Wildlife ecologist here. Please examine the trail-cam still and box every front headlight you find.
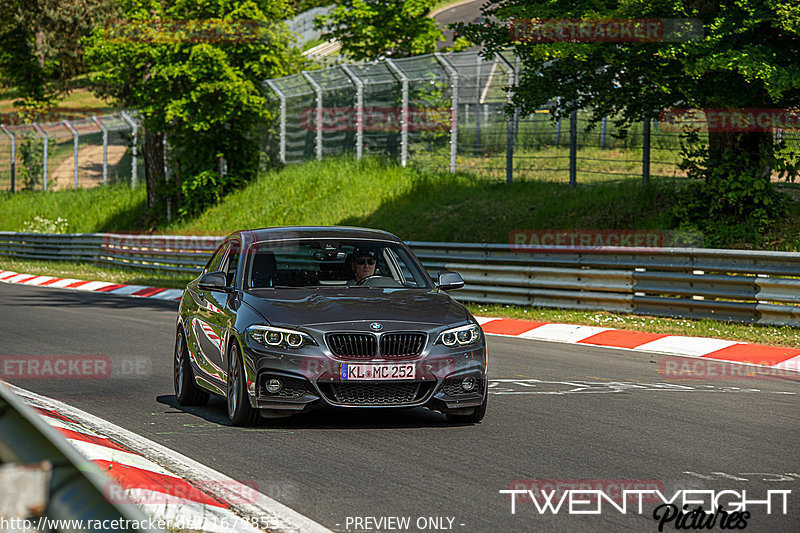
[436,324,481,347]
[247,326,317,349]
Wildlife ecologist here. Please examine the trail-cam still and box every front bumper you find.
[242,342,486,413]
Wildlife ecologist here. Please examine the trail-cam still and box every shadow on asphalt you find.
[5,283,180,312]
[154,394,471,429]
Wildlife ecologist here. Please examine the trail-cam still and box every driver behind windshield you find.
[349,247,377,284]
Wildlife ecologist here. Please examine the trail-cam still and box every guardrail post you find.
[385,59,409,167]
[33,123,48,191]
[62,120,79,189]
[435,53,459,173]
[91,116,108,184]
[302,71,323,161]
[569,110,577,188]
[642,118,651,185]
[120,111,138,187]
[340,64,364,161]
[496,54,516,183]
[0,125,15,192]
[265,80,287,164]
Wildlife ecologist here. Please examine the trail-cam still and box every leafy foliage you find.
[84,0,306,221]
[0,0,117,105]
[315,0,444,60]
[463,0,800,227]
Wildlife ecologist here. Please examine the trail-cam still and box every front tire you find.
[227,342,258,426]
[174,329,209,406]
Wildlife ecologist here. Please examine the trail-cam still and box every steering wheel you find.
[356,275,403,288]
[356,275,384,286]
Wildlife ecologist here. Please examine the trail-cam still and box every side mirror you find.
[437,271,465,291]
[198,271,228,291]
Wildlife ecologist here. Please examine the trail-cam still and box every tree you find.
[84,0,305,222]
[0,0,117,107]
[315,0,444,60]
[465,1,800,235]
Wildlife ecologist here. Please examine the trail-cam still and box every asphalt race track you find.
[2,282,799,532]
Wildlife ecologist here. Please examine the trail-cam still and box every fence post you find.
[91,116,108,185]
[642,118,651,185]
[435,53,459,173]
[496,54,515,184]
[569,110,577,188]
[120,111,138,187]
[340,64,364,161]
[33,123,48,191]
[385,59,409,167]
[62,120,79,189]
[302,72,323,161]
[475,55,481,151]
[600,116,607,148]
[265,81,286,164]
[0,125,15,192]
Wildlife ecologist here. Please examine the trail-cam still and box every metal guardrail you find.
[0,382,160,531]
[1,231,798,327]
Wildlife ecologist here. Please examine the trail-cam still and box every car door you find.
[192,241,232,387]
[195,238,243,389]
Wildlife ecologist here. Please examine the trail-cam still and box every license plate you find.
[340,363,415,381]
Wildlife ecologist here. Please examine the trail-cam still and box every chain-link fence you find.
[265,49,798,185]
[0,112,141,193]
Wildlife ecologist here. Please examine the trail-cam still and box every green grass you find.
[0,183,145,233]
[2,156,798,250]
[2,256,798,348]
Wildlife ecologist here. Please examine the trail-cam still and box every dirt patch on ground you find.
[50,144,129,190]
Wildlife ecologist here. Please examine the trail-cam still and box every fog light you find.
[461,376,477,392]
[266,378,282,393]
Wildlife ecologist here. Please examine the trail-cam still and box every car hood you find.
[242,288,470,327]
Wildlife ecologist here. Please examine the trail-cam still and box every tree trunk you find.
[143,127,165,215]
[707,130,773,180]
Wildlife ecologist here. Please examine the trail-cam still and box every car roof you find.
[238,226,403,244]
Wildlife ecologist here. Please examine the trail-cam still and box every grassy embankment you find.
[1,156,799,347]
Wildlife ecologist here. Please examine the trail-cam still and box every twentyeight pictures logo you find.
[501,484,791,530]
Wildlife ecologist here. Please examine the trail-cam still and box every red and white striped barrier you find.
[476,317,800,373]
[3,268,798,372]
[7,384,330,533]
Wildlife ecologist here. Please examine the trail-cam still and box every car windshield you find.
[245,239,432,289]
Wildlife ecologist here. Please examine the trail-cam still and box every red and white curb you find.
[475,317,800,373]
[3,268,798,372]
[5,383,331,533]
[0,270,184,301]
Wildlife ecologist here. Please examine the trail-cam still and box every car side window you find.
[204,243,227,274]
[222,240,241,287]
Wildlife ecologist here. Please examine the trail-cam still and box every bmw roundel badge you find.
[370,322,383,331]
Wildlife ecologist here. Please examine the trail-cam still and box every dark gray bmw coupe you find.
[174,226,487,426]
